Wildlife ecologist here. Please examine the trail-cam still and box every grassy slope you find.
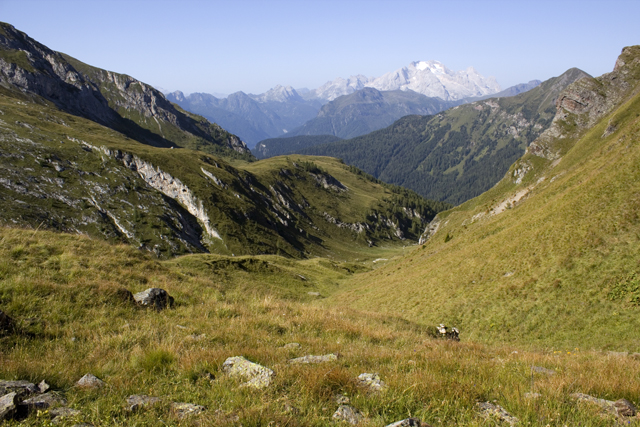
[0,83,447,259]
[2,226,639,426]
[328,66,640,350]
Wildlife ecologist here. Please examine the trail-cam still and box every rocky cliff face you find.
[529,46,640,160]
[0,22,251,158]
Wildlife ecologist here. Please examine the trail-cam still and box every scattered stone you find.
[357,373,386,392]
[76,374,105,389]
[283,402,299,414]
[0,380,38,397]
[126,395,162,411]
[288,353,338,364]
[334,394,350,404]
[524,392,541,400]
[436,324,460,341]
[0,392,19,421]
[171,402,205,419]
[133,288,174,310]
[332,404,363,425]
[20,392,67,411]
[531,366,555,375]
[614,399,637,417]
[221,356,274,389]
[0,310,15,335]
[571,393,618,415]
[37,380,50,393]
[477,402,519,425]
[50,407,82,424]
[385,418,431,427]
[307,292,321,297]
[283,342,301,349]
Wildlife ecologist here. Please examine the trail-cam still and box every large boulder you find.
[133,288,174,310]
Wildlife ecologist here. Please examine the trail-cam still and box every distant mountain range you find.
[168,60,513,147]
[261,69,587,205]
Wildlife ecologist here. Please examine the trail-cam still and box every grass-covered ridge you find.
[328,47,640,350]
[1,226,639,426]
[0,80,447,259]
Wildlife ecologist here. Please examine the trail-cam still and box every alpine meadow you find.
[1,20,640,427]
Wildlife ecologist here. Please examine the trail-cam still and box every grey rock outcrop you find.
[133,288,174,310]
[171,402,205,419]
[477,402,519,425]
[357,373,386,392]
[288,353,338,364]
[126,395,162,412]
[20,392,67,410]
[572,393,637,417]
[0,392,19,421]
[76,374,105,389]
[221,356,274,389]
[332,404,363,425]
[0,380,38,397]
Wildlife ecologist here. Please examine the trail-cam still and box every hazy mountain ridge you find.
[166,88,322,147]
[170,60,502,147]
[0,22,251,159]
[284,87,462,139]
[294,68,589,204]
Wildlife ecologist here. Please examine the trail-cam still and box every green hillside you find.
[298,68,590,204]
[328,46,640,349]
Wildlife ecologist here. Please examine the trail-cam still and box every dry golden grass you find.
[1,227,640,426]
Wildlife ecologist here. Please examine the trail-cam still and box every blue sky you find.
[2,0,639,96]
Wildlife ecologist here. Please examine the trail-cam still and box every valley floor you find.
[1,227,639,426]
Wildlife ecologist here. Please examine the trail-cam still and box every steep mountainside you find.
[166,87,322,147]
[0,22,251,160]
[285,88,461,139]
[298,68,590,204]
[329,46,640,348]
[253,135,342,160]
[0,24,449,259]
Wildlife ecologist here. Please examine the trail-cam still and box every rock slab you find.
[0,392,18,421]
[222,356,274,389]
